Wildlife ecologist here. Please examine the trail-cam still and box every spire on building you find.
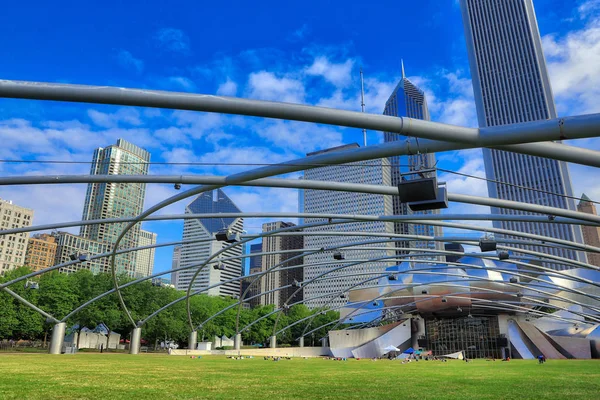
[401,59,406,79]
[580,193,592,203]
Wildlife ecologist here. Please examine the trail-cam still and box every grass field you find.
[1,353,599,399]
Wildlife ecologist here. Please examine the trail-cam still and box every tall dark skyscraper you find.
[383,64,442,258]
[460,0,586,269]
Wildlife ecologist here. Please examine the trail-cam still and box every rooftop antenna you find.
[401,59,406,79]
[360,67,367,146]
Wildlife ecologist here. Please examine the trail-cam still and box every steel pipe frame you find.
[2,80,600,168]
[24,103,600,327]
[4,80,600,343]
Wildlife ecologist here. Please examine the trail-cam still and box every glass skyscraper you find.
[80,139,151,276]
[383,67,443,259]
[175,189,244,297]
[460,0,586,268]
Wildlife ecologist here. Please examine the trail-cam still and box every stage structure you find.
[0,80,599,358]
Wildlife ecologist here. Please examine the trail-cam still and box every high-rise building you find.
[302,144,395,309]
[80,139,152,276]
[135,229,157,278]
[24,234,57,272]
[460,0,586,269]
[383,65,443,259]
[52,231,111,274]
[0,198,33,273]
[259,222,304,308]
[577,194,600,267]
[249,243,262,272]
[171,245,182,288]
[175,189,244,297]
[241,243,263,308]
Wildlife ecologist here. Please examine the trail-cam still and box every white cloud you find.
[155,28,190,54]
[247,71,305,104]
[167,76,197,92]
[87,108,142,128]
[254,120,344,154]
[161,147,197,165]
[216,78,238,96]
[306,56,355,88]
[116,49,144,73]
[542,3,600,115]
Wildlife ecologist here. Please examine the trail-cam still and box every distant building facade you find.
[241,243,263,308]
[80,139,153,276]
[24,233,57,272]
[260,222,304,308]
[52,231,111,274]
[175,189,244,298]
[383,67,443,259]
[0,198,33,273]
[460,0,586,269]
[171,245,182,288]
[302,144,395,309]
[135,229,157,278]
[578,194,600,267]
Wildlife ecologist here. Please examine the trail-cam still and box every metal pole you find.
[48,322,66,355]
[188,330,197,351]
[360,67,367,146]
[234,333,242,350]
[129,327,142,355]
[270,335,277,349]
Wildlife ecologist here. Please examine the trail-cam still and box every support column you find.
[129,327,142,355]
[48,322,66,355]
[299,337,304,348]
[269,335,277,349]
[411,316,426,349]
[234,333,241,350]
[189,330,198,351]
[321,337,329,348]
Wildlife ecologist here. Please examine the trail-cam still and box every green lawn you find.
[0,353,599,399]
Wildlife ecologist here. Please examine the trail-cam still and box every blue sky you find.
[1,0,599,276]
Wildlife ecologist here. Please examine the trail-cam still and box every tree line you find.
[0,267,340,347]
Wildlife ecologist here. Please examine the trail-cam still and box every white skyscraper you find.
[302,144,395,309]
[460,0,586,269]
[0,198,33,273]
[175,189,244,297]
